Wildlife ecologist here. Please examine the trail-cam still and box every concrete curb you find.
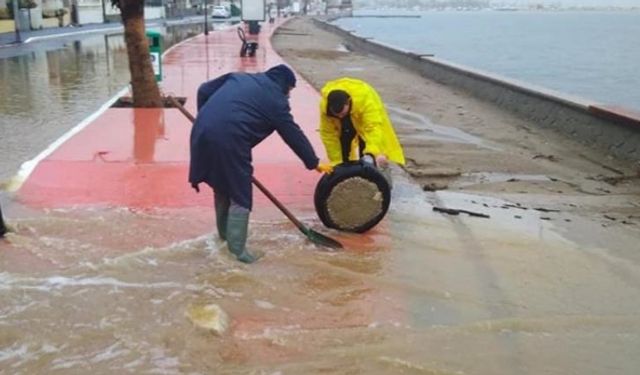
[312,18,640,162]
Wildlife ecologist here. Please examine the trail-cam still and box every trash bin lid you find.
[314,161,391,233]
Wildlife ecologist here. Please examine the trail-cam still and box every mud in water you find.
[2,168,640,374]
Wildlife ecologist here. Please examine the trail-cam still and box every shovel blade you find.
[305,228,343,249]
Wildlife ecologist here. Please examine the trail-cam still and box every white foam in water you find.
[51,354,86,370]
[149,347,180,372]
[0,342,62,369]
[254,300,276,310]
[0,300,39,320]
[102,233,213,267]
[0,272,181,292]
[123,357,145,369]
[45,276,179,289]
[90,342,129,363]
[0,343,28,362]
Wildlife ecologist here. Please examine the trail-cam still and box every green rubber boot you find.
[214,193,230,241]
[0,205,7,238]
[226,211,264,264]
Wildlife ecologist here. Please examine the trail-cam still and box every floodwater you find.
[0,22,209,185]
[2,119,640,372]
[2,34,640,373]
[2,170,640,373]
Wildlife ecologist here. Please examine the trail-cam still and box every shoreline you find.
[272,17,640,241]
[310,17,640,161]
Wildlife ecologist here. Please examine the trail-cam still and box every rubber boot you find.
[214,193,230,241]
[0,204,6,238]
[226,211,263,264]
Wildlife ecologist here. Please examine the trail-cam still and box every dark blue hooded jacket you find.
[189,65,320,209]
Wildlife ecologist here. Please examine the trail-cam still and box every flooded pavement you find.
[388,106,500,151]
[2,19,640,374]
[2,168,640,374]
[0,23,208,185]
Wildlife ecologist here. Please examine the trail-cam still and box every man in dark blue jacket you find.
[189,64,332,264]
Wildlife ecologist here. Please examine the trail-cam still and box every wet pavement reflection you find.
[0,23,206,185]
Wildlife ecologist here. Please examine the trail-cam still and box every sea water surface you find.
[334,10,640,111]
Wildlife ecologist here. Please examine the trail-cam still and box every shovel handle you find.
[250,177,306,232]
[167,95,342,249]
[168,95,305,230]
[169,96,196,122]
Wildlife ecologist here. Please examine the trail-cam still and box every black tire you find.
[314,161,391,233]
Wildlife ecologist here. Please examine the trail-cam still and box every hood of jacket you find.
[265,64,296,94]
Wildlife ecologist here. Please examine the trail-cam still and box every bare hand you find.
[375,155,389,167]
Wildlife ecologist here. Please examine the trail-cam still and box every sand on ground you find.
[272,17,640,256]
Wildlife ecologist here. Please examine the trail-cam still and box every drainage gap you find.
[111,96,187,108]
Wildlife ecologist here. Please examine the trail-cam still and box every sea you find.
[334,10,640,112]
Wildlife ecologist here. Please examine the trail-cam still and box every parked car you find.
[211,5,231,19]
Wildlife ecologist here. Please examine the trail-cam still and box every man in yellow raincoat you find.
[319,78,405,169]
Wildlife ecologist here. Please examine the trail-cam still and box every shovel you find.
[167,96,343,249]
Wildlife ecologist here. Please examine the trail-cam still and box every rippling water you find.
[2,18,640,374]
[2,168,640,373]
[335,10,640,112]
[0,23,206,184]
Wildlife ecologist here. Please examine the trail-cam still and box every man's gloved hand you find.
[316,162,334,174]
[360,154,375,165]
[191,182,200,193]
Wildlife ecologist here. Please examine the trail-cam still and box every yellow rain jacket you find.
[319,78,405,166]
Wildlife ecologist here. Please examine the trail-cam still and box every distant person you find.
[268,4,276,23]
[70,1,79,26]
[190,65,333,264]
[318,77,405,171]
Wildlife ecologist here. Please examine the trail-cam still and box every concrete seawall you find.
[312,18,640,162]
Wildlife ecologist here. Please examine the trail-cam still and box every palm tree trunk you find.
[119,0,163,108]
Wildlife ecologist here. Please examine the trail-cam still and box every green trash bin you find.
[146,30,162,82]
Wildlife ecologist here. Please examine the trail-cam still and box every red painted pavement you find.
[16,21,326,211]
[9,21,407,358]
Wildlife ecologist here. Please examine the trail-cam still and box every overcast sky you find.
[504,0,640,5]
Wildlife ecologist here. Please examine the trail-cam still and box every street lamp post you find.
[203,0,208,35]
[101,0,108,23]
[12,0,21,43]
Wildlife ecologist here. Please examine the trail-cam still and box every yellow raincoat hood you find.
[319,78,405,165]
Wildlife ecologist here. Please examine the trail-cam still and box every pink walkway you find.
[16,21,326,214]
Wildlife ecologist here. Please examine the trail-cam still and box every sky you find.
[504,0,640,5]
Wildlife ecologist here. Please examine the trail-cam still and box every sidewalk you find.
[13,18,341,235]
[1,22,392,370]
[0,15,212,47]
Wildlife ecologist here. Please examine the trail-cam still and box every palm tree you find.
[111,0,163,107]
